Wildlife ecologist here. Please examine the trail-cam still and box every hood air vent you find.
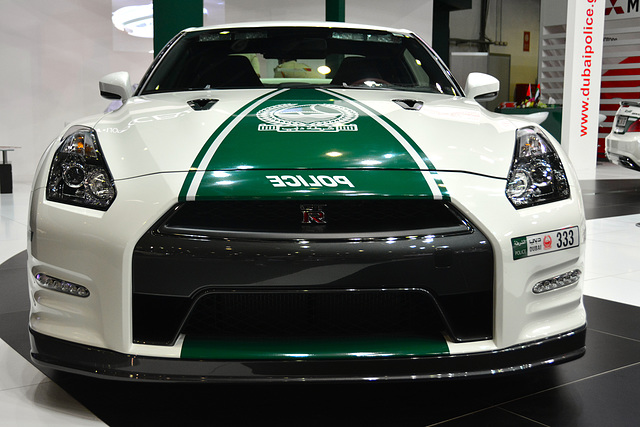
[393,99,424,111]
[188,99,218,111]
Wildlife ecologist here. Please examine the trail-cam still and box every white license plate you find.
[512,226,579,260]
[617,116,628,127]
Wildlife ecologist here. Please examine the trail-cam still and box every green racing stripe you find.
[177,88,452,358]
[179,87,449,201]
[318,88,447,199]
[180,88,288,201]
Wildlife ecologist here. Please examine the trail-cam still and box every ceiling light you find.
[112,4,208,39]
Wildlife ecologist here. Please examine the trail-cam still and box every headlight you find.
[46,126,116,210]
[506,127,569,209]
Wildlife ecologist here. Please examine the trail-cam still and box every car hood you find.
[94,88,525,199]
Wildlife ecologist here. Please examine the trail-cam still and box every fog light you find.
[35,273,90,297]
[533,269,581,294]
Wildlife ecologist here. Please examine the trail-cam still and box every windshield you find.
[139,26,461,95]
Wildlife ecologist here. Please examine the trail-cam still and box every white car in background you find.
[27,21,586,381]
[606,100,640,171]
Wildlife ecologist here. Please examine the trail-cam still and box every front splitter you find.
[29,326,586,382]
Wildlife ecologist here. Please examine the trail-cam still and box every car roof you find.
[182,21,414,37]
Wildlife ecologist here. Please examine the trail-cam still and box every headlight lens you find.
[46,126,116,210]
[506,127,570,208]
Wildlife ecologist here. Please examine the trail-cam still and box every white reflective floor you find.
[1,161,640,425]
[585,214,640,306]
[0,339,104,426]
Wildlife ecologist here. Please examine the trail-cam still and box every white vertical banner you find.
[560,0,605,180]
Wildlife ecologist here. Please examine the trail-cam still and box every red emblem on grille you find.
[301,204,326,224]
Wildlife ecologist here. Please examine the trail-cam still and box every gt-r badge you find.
[257,103,358,132]
[301,204,327,224]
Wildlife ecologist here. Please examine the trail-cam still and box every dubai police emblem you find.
[257,103,358,132]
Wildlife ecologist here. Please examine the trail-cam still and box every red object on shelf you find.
[515,84,536,104]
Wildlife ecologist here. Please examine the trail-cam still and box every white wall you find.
[224,0,325,24]
[0,1,152,183]
[2,0,435,184]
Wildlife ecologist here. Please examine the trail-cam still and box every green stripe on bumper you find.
[180,334,450,360]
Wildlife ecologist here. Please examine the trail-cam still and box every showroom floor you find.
[2,162,640,426]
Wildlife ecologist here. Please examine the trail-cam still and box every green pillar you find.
[326,0,345,22]
[432,1,451,66]
[153,0,203,56]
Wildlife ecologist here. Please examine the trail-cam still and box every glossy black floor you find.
[1,175,640,426]
[580,178,640,219]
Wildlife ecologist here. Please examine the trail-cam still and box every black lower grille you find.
[159,199,466,234]
[181,290,444,338]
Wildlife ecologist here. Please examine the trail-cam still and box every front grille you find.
[132,199,494,346]
[181,289,444,338]
[159,199,467,235]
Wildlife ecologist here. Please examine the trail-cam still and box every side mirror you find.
[465,72,500,102]
[99,72,133,102]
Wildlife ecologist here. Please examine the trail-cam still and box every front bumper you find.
[30,325,586,382]
[28,171,587,373]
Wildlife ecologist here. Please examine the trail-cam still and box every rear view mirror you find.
[465,72,500,102]
[99,71,133,102]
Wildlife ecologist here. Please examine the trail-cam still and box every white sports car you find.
[28,22,586,381]
[606,100,640,171]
